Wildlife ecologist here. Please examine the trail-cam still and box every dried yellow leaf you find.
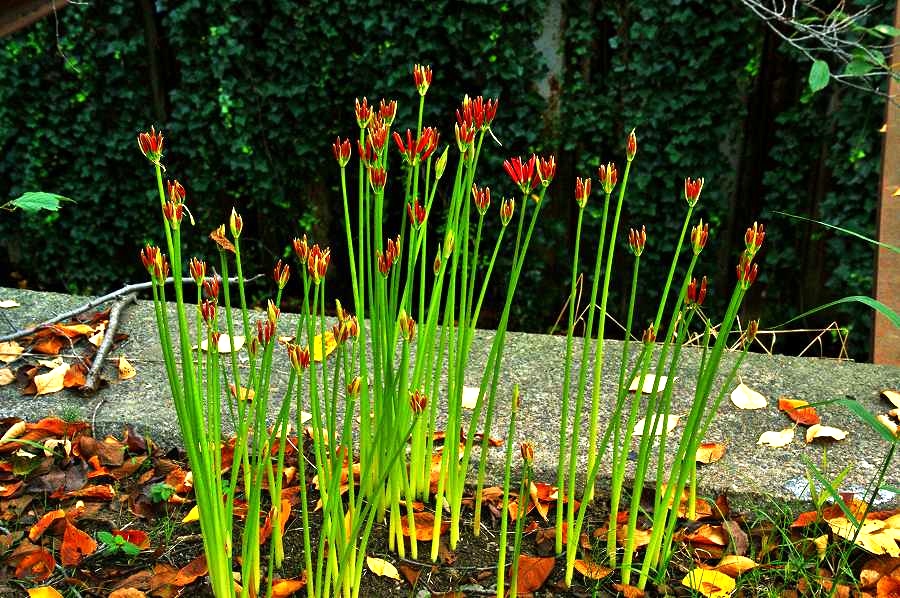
[118,356,136,380]
[0,421,26,444]
[461,385,480,409]
[34,363,70,396]
[312,332,336,362]
[713,555,758,577]
[27,588,64,598]
[757,428,794,448]
[883,389,900,409]
[182,505,200,523]
[0,368,14,386]
[629,374,673,394]
[0,340,24,364]
[633,415,680,437]
[37,357,64,369]
[730,381,767,410]
[805,424,847,443]
[366,555,400,580]
[681,568,736,598]
[827,517,900,557]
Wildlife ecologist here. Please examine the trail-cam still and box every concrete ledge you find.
[1,287,898,511]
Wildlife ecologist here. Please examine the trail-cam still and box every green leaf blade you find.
[10,192,71,213]
[809,60,830,92]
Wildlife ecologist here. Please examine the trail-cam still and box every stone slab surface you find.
[1,287,899,511]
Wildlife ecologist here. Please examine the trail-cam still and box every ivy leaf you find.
[874,24,900,37]
[809,60,830,93]
[844,58,874,77]
[9,192,71,213]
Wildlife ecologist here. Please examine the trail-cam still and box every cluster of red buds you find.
[691,220,709,255]
[379,99,397,126]
[163,180,186,228]
[140,245,169,282]
[744,221,765,257]
[229,208,243,239]
[355,97,373,129]
[503,155,539,194]
[628,226,647,257]
[189,257,206,285]
[368,166,387,192]
[332,137,351,168]
[537,156,556,187]
[273,259,291,289]
[456,95,499,132]
[203,276,220,300]
[686,276,708,308]
[368,118,389,157]
[642,324,657,344]
[626,129,637,162]
[407,197,426,228]
[575,177,591,209]
[210,224,236,254]
[742,320,759,349]
[499,198,515,227]
[413,64,432,96]
[455,121,476,152]
[736,253,759,290]
[201,299,217,323]
[137,126,164,166]
[599,162,618,195]
[292,234,309,262]
[409,389,427,414]
[393,127,439,165]
[520,441,534,465]
[347,376,361,397]
[357,138,376,168]
[307,244,331,284]
[376,235,401,276]
[254,301,279,346]
[472,184,491,216]
[684,177,704,207]
[398,309,416,342]
[286,342,311,371]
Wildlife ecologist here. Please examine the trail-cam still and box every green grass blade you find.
[773,210,900,253]
[774,295,900,329]
[839,398,899,444]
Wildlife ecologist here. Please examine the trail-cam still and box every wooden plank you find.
[0,0,67,38]
[873,3,900,364]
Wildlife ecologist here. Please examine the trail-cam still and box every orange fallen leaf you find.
[118,356,136,380]
[680,523,730,547]
[61,522,98,566]
[612,583,645,598]
[574,557,613,580]
[271,576,307,597]
[113,529,150,549]
[713,555,758,577]
[15,547,55,581]
[172,553,208,586]
[401,510,449,541]
[514,554,555,593]
[29,509,67,541]
[27,587,64,598]
[64,484,116,501]
[778,397,820,426]
[696,442,726,464]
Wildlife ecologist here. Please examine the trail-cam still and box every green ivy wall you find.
[0,0,888,359]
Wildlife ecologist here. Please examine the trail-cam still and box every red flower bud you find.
[189,258,206,285]
[537,155,557,187]
[357,138,375,168]
[287,342,311,370]
[332,137,351,167]
[686,276,708,307]
[500,198,515,227]
[379,99,397,126]
[598,162,617,195]
[167,180,186,204]
[292,234,309,263]
[140,245,161,275]
[520,442,534,465]
[201,299,217,323]
[273,259,290,289]
[433,253,442,275]
[413,64,432,96]
[368,167,387,193]
[368,120,388,155]
[691,220,709,255]
[347,376,361,397]
[628,226,647,257]
[744,221,765,256]
[684,177,704,207]
[409,390,427,414]
[743,319,759,349]
[642,325,656,344]
[406,197,426,228]
[203,276,220,299]
[137,126,164,164]
[736,254,759,289]
[355,97,372,129]
[626,129,637,162]
[503,155,538,194]
[575,177,591,209]
[455,122,476,152]
[472,184,491,216]
[163,201,183,227]
[230,208,243,239]
[398,309,416,342]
